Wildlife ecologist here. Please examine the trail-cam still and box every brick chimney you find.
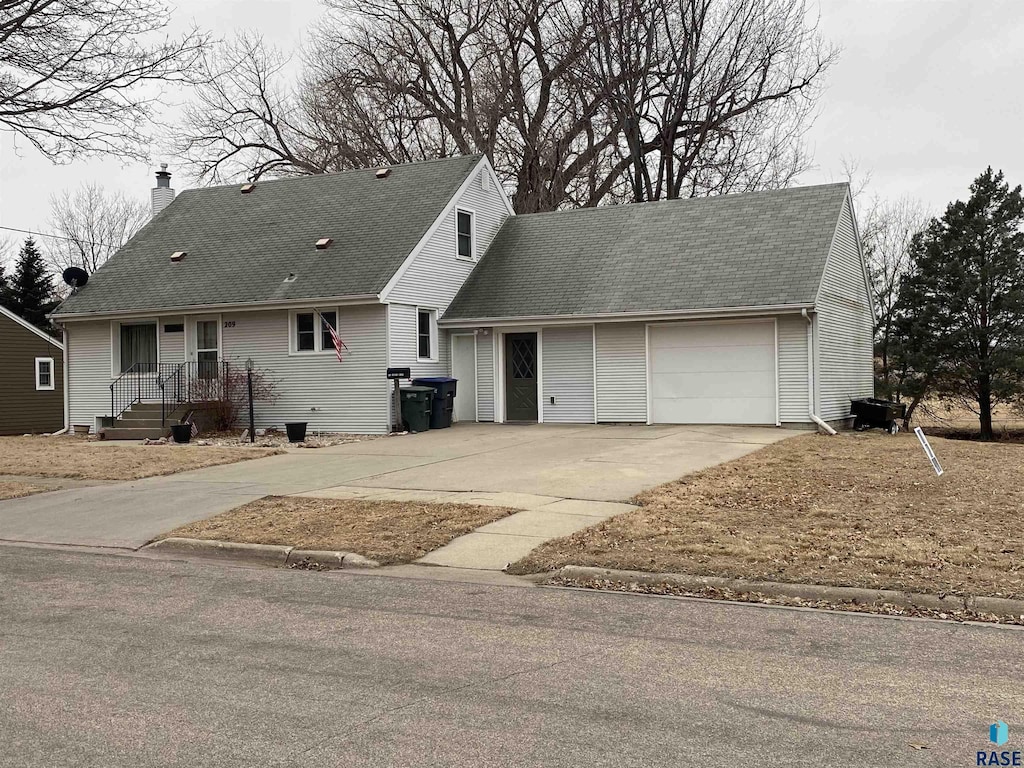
[151,164,175,217]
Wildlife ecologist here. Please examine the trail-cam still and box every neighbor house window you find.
[120,323,157,373]
[35,357,54,391]
[293,310,338,353]
[456,209,474,259]
[417,309,437,360]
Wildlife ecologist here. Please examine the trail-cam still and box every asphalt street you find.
[1,545,1021,767]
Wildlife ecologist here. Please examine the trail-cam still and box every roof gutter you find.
[438,303,815,328]
[51,294,382,322]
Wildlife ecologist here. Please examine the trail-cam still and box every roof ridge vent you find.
[375,168,391,179]
[240,183,256,193]
[170,251,186,262]
[315,238,333,250]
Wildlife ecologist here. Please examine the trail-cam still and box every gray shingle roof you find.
[443,183,850,321]
[55,155,483,316]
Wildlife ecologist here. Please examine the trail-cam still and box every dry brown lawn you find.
[163,496,519,565]
[511,432,1024,599]
[0,436,281,481]
[0,481,45,500]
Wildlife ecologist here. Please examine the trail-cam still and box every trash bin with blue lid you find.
[412,377,457,429]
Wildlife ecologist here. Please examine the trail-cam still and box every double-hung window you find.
[456,209,474,260]
[417,309,437,361]
[35,357,54,391]
[293,310,337,353]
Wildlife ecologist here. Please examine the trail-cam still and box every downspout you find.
[803,308,836,436]
[52,322,70,435]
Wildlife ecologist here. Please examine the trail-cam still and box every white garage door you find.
[649,321,777,425]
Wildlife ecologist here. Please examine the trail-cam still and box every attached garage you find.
[648,321,777,425]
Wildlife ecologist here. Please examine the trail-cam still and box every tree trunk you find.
[979,373,994,441]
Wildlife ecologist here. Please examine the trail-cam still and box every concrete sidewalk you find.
[293,483,636,570]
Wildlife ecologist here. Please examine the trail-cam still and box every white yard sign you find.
[914,427,944,476]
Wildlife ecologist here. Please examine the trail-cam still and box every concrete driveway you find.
[0,423,792,550]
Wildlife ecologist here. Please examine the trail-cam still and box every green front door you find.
[505,333,538,422]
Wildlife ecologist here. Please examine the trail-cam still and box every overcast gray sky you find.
[2,0,1022,255]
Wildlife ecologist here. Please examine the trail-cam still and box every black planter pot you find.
[170,423,192,443]
[285,422,308,443]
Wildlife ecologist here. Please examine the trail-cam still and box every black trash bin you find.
[400,386,434,433]
[412,377,458,429]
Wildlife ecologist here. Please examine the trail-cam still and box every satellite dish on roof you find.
[62,267,89,290]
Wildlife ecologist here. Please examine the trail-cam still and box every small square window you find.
[417,309,435,360]
[296,312,315,351]
[320,311,337,351]
[457,210,473,259]
[35,358,54,391]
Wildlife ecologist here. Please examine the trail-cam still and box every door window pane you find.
[197,320,218,350]
[296,313,315,351]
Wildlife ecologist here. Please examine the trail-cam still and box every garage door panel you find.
[649,345,775,374]
[652,371,775,400]
[649,322,776,425]
[652,397,776,424]
[650,323,774,349]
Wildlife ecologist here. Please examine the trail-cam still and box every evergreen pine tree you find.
[899,168,1024,440]
[9,238,59,331]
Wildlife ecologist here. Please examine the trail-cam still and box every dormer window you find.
[456,209,474,260]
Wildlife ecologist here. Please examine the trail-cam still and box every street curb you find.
[550,565,1024,617]
[147,537,293,564]
[144,538,380,569]
[286,549,381,569]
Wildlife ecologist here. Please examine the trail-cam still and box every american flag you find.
[320,312,347,363]
[186,413,199,438]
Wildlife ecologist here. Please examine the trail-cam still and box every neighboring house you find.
[0,306,65,435]
[52,155,873,437]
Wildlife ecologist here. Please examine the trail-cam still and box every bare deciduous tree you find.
[861,195,931,397]
[48,183,149,275]
[175,0,835,212]
[0,0,208,160]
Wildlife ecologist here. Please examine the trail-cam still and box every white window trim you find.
[110,319,160,377]
[288,308,340,356]
[416,307,439,363]
[455,207,476,261]
[35,357,55,391]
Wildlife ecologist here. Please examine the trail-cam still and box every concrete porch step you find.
[113,418,168,429]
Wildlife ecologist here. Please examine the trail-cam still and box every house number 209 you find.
[223,320,236,328]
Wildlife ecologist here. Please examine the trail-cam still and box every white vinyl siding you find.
[67,320,115,430]
[816,197,875,420]
[777,314,811,423]
[595,322,647,422]
[221,304,388,434]
[476,332,495,422]
[541,326,595,423]
[159,317,186,364]
[386,164,510,310]
[648,321,776,425]
[388,303,449,378]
